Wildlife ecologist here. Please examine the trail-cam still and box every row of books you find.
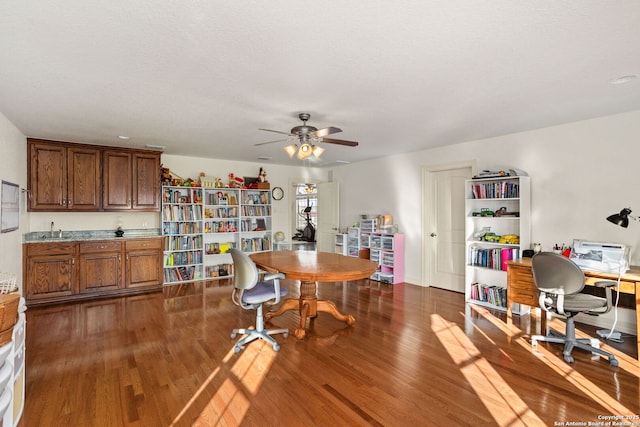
[204,242,235,254]
[243,192,270,205]
[162,222,202,235]
[469,282,507,308]
[240,218,268,232]
[162,205,203,222]
[206,192,238,206]
[241,236,272,252]
[205,263,234,278]
[470,181,520,199]
[242,205,271,216]
[164,250,203,266]
[164,235,203,251]
[204,220,238,233]
[163,188,202,204]
[468,246,520,271]
[204,206,238,218]
[164,266,201,283]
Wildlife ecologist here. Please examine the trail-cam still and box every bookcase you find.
[464,176,530,313]
[203,188,239,279]
[162,185,273,284]
[162,186,204,284]
[369,232,404,284]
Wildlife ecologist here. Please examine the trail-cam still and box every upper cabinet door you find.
[132,152,160,211]
[28,142,67,211]
[67,146,101,211]
[102,150,132,210]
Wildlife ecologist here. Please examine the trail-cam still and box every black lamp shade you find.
[607,208,632,228]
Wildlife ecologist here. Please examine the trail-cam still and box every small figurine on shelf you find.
[215,177,223,188]
[160,165,172,185]
[258,167,268,183]
[228,173,235,188]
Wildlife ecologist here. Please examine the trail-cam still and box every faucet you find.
[50,221,55,238]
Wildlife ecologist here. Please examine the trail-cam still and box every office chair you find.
[530,252,619,366]
[229,249,289,352]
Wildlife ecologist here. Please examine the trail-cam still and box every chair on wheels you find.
[530,252,618,366]
[229,249,289,352]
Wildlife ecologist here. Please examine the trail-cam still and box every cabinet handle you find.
[126,254,129,261]
[68,198,72,206]
[118,254,121,262]
[71,257,75,265]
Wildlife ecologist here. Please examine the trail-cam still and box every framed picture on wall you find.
[1,180,19,233]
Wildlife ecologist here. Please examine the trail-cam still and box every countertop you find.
[23,228,162,243]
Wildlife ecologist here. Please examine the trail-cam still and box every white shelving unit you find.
[335,233,348,255]
[369,232,405,284]
[203,188,240,279]
[347,227,362,257]
[161,185,273,284]
[1,301,25,427]
[464,176,531,313]
[161,186,204,284]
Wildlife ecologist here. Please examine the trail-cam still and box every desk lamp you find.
[601,207,637,342]
[606,208,639,227]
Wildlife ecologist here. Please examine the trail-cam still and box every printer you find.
[569,239,630,274]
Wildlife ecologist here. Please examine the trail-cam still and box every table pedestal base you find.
[265,280,355,339]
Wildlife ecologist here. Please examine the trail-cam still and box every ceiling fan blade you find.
[259,128,292,136]
[254,138,288,146]
[321,137,359,147]
[313,126,342,138]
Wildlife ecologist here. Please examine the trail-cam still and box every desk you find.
[506,258,640,361]
[250,251,378,339]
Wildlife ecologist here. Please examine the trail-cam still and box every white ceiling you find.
[1,1,640,167]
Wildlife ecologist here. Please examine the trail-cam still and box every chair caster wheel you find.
[273,344,280,352]
[234,345,242,353]
[230,332,237,339]
[283,332,289,339]
[564,355,574,364]
[609,358,619,367]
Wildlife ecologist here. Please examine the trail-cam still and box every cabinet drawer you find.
[26,242,76,256]
[80,241,122,253]
[126,238,162,251]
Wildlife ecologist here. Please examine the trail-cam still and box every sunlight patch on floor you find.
[471,307,638,416]
[171,341,277,426]
[431,314,545,427]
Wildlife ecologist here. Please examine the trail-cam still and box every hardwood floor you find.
[21,280,639,426]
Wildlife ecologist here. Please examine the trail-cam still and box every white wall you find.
[160,154,328,243]
[0,113,27,293]
[333,110,640,334]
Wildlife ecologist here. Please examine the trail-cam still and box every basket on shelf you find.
[0,294,20,346]
[0,273,17,295]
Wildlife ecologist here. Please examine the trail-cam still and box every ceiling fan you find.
[255,113,358,160]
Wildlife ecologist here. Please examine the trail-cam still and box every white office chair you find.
[530,252,619,366]
[229,249,289,352]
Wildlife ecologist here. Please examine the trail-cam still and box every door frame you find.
[421,161,477,287]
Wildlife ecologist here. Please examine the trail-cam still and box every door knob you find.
[430,233,437,237]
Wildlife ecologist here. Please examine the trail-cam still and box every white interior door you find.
[425,165,473,292]
[316,182,339,253]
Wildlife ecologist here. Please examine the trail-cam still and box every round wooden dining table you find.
[250,250,378,339]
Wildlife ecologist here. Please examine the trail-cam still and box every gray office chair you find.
[229,249,289,352]
[530,252,618,366]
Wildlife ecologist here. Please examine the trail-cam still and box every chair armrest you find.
[264,273,285,282]
[594,281,616,314]
[264,273,286,305]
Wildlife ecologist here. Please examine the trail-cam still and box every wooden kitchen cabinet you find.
[24,237,164,306]
[125,239,163,288]
[103,150,160,211]
[28,140,101,211]
[24,242,77,301]
[78,241,124,294]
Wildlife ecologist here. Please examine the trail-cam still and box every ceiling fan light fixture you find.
[284,144,297,157]
[312,145,324,158]
[297,143,313,160]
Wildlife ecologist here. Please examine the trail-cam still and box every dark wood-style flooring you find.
[21,280,639,426]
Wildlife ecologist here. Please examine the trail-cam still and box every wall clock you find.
[272,186,284,200]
